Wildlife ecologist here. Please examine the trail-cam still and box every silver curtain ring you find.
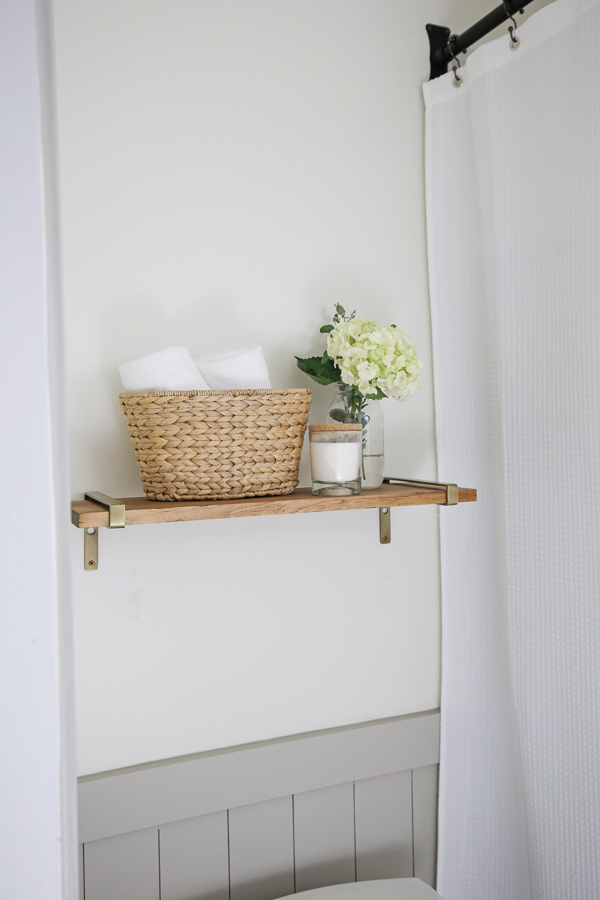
[448,34,463,87]
[502,1,521,50]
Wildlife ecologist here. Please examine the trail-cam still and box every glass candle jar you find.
[309,424,362,496]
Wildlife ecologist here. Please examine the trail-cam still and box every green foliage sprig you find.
[295,304,351,386]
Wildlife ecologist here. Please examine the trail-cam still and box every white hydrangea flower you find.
[327,316,422,401]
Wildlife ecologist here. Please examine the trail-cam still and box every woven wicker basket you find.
[119,388,312,501]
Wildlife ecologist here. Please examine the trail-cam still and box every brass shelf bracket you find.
[379,507,391,544]
[83,527,99,572]
[378,476,459,545]
[82,493,126,570]
[383,476,459,506]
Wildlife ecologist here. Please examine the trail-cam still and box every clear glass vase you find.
[326,384,384,489]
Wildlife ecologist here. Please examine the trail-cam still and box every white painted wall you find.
[52,0,530,776]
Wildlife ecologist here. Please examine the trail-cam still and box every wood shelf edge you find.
[71,484,477,529]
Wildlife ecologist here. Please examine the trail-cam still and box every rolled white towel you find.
[119,346,210,392]
[194,345,272,390]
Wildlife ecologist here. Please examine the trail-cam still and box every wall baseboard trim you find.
[78,709,440,843]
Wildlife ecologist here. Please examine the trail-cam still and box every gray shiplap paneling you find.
[412,764,439,888]
[78,710,440,843]
[229,796,294,900]
[80,712,441,900]
[83,826,159,900]
[355,770,414,881]
[159,811,229,900]
[294,782,356,893]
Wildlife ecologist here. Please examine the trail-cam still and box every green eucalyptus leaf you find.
[360,414,370,427]
[319,324,334,333]
[335,303,346,317]
[329,408,347,423]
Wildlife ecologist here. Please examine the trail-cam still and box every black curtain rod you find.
[427,0,536,80]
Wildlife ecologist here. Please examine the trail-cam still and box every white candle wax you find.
[310,441,361,483]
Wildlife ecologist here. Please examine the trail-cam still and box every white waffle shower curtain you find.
[423,2,600,899]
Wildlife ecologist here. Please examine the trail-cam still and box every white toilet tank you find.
[276,878,443,900]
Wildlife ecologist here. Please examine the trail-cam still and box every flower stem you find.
[341,386,367,482]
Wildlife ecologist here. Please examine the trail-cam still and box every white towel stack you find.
[194,346,271,390]
[119,346,210,392]
[118,345,272,392]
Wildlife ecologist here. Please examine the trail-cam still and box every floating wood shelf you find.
[71,479,476,570]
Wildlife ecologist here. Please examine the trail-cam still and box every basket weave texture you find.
[119,388,312,501]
